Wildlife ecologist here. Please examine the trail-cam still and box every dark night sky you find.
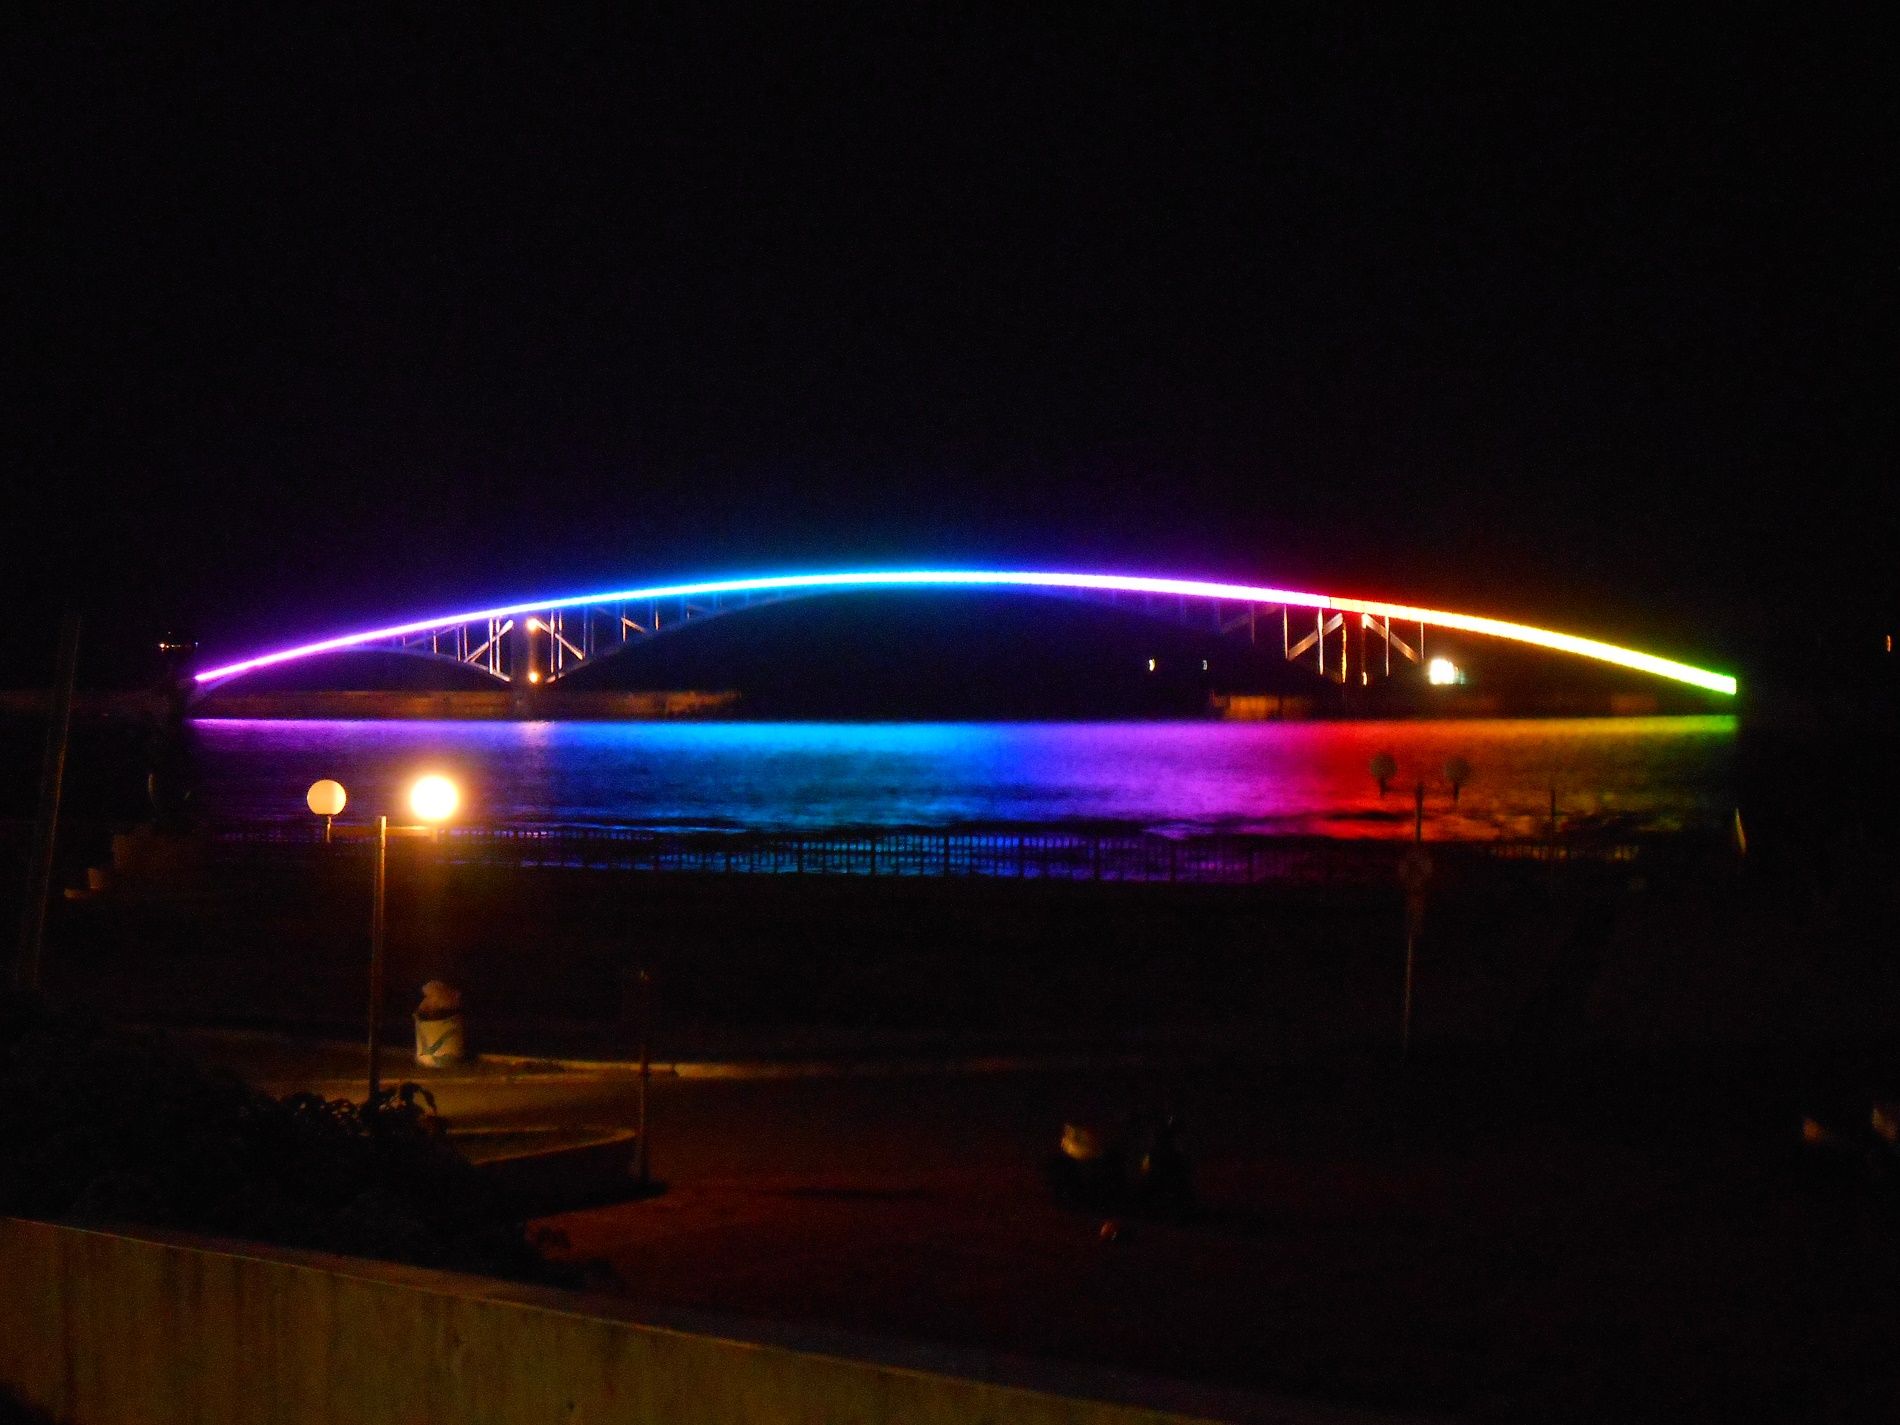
[5,7,1891,684]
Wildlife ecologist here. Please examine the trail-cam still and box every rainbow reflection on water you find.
[191,715,1735,841]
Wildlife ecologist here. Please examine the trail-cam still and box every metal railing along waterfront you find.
[209,818,1705,886]
[444,823,1369,884]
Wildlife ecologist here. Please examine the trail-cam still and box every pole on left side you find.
[15,612,81,993]
[368,814,387,1103]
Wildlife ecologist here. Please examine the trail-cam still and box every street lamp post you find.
[367,813,388,1099]
[307,778,346,842]
[1373,758,1473,1063]
[309,774,459,1103]
[1397,831,1430,1061]
[634,967,652,1191]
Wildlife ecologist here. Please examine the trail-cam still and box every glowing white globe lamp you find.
[306,779,347,843]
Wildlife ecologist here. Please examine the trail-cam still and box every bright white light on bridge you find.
[1427,657,1463,686]
[409,774,460,823]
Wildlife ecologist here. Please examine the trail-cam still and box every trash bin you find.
[414,1013,466,1067]
[414,981,466,1067]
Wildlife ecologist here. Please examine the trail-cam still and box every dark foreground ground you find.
[546,1052,1900,1425]
[26,831,1900,1421]
[193,1026,1900,1424]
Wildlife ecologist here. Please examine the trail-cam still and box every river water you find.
[189,716,1736,840]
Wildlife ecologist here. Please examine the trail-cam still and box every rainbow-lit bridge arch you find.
[193,568,1738,696]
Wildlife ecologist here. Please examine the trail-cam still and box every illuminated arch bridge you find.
[193,568,1738,697]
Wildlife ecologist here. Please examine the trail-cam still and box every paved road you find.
[179,1027,1179,1185]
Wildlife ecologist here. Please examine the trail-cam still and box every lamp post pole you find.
[15,612,81,992]
[1389,767,1459,1065]
[1404,782,1423,1058]
[311,777,456,1106]
[635,967,652,1190]
[1401,919,1417,1061]
[368,814,388,1102]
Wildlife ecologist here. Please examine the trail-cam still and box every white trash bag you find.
[414,981,467,1067]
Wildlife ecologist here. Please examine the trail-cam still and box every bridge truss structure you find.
[193,569,1738,696]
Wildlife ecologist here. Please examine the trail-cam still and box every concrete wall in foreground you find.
[0,1218,1255,1425]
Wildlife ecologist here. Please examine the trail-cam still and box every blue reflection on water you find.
[193,716,1736,840]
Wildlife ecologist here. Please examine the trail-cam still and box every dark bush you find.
[0,993,563,1284]
[0,1386,57,1425]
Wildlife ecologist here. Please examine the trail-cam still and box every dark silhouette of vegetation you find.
[0,994,566,1284]
[0,1386,57,1425]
